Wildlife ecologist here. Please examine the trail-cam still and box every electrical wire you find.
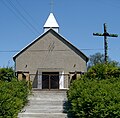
[0,1,119,53]
[7,0,40,34]
[0,48,115,53]
[0,0,39,35]
[15,0,40,28]
[0,0,33,33]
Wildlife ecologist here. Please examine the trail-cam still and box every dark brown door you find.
[42,72,59,89]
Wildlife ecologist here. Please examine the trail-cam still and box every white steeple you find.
[43,13,59,33]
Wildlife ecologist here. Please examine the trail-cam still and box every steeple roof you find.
[44,13,59,28]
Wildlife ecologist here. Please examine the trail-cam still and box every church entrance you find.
[42,72,59,89]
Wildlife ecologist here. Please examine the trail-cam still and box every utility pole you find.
[93,23,118,63]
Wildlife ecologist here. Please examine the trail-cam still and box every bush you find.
[0,67,15,82]
[86,63,120,79]
[0,67,29,118]
[68,77,120,118]
[68,63,120,118]
[0,79,29,118]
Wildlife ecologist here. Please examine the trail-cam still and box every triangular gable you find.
[13,29,88,62]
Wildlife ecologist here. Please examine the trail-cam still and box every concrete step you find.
[32,89,67,93]
[28,95,67,101]
[28,100,66,105]
[28,98,67,101]
[18,90,69,118]
[31,90,67,96]
[24,105,64,110]
[25,103,65,108]
[22,108,66,113]
[18,113,68,118]
[28,93,67,97]
[30,91,66,97]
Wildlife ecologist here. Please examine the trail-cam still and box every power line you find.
[0,50,19,52]
[0,48,117,53]
[1,0,36,35]
[1,0,39,35]
[0,0,32,32]
[7,0,40,34]
[15,0,40,28]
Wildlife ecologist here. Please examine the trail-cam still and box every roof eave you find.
[13,29,51,61]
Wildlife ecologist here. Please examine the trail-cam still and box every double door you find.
[42,72,59,89]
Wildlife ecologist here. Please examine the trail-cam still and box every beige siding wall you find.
[15,32,87,75]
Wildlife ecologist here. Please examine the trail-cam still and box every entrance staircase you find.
[18,89,71,118]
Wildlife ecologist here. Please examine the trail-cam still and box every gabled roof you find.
[44,13,59,28]
[13,29,88,62]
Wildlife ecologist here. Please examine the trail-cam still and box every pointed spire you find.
[43,13,59,33]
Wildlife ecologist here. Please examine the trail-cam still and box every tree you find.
[87,52,119,69]
[86,63,120,80]
[0,67,15,82]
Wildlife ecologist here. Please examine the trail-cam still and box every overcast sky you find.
[0,0,120,67]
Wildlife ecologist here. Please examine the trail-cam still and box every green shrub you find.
[68,78,120,118]
[0,79,29,118]
[86,63,120,79]
[68,63,120,117]
[0,67,15,82]
[0,67,29,117]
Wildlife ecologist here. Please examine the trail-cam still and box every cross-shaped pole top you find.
[50,0,54,13]
[93,23,118,63]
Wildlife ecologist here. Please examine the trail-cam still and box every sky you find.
[0,0,120,67]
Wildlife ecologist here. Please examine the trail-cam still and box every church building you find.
[13,13,88,90]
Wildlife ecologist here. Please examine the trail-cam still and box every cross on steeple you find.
[93,23,118,63]
[50,0,54,13]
